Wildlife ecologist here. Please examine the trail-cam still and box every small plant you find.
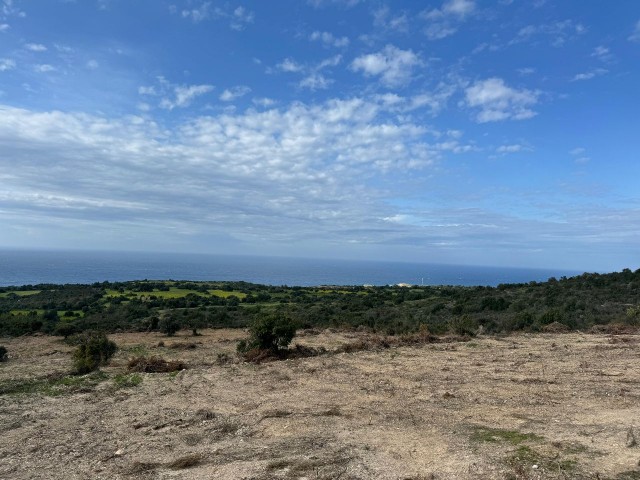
[72,331,117,374]
[113,373,142,389]
[0,345,7,362]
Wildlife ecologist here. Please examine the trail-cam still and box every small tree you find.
[239,315,297,353]
[158,315,180,336]
[72,331,117,374]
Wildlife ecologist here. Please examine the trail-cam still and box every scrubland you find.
[1,329,640,479]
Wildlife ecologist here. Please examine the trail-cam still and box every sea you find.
[0,249,583,288]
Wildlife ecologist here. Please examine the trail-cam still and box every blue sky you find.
[0,0,639,271]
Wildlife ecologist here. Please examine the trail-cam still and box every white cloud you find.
[0,58,15,71]
[181,1,213,22]
[497,144,524,154]
[517,67,535,76]
[230,6,254,31]
[34,64,55,73]
[421,0,475,39]
[25,43,47,52]
[160,84,214,110]
[178,2,253,30]
[252,97,276,108]
[219,85,251,102]
[277,58,303,73]
[86,59,99,70]
[571,68,607,81]
[591,45,611,61]
[0,23,9,31]
[465,78,538,122]
[351,45,422,87]
[0,99,445,251]
[299,73,332,90]
[514,20,586,47]
[629,20,640,42]
[309,30,349,48]
[138,85,157,96]
[307,0,361,8]
[570,147,589,164]
[372,6,409,32]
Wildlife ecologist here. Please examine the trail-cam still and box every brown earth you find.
[1,329,639,479]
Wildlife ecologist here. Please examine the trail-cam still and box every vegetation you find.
[239,315,297,353]
[0,269,639,339]
[0,345,6,361]
[71,331,117,374]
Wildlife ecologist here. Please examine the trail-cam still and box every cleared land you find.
[1,330,639,479]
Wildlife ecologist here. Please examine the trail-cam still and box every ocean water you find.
[0,249,580,287]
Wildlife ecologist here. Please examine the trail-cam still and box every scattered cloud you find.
[299,73,332,90]
[591,45,612,62]
[571,68,607,81]
[351,45,422,87]
[497,144,526,154]
[86,59,99,70]
[0,58,15,71]
[309,30,349,48]
[570,147,589,164]
[277,58,304,73]
[517,67,535,76]
[513,20,586,47]
[139,77,214,110]
[34,64,55,73]
[276,55,342,90]
[373,6,409,32]
[219,85,251,102]
[0,23,9,31]
[629,20,640,42]
[421,0,476,40]
[252,97,276,108]
[307,0,361,8]
[178,2,253,30]
[465,78,538,122]
[25,43,47,52]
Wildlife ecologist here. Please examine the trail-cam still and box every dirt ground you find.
[1,329,639,479]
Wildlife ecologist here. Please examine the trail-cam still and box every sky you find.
[0,0,639,271]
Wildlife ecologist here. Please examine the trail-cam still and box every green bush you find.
[0,345,7,361]
[240,315,297,353]
[158,315,180,336]
[448,315,478,336]
[72,331,117,374]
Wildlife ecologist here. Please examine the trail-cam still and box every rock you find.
[115,449,124,456]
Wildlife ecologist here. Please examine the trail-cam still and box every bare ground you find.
[1,329,639,479]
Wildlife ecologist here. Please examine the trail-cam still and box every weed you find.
[113,373,142,389]
[471,426,543,445]
[0,345,7,361]
[0,371,107,396]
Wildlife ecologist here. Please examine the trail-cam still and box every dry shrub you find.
[590,323,638,335]
[127,356,186,373]
[242,344,324,364]
[168,342,198,350]
[542,321,570,333]
[337,331,468,354]
[166,453,202,469]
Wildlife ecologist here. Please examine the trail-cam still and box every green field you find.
[0,290,41,298]
[104,287,247,300]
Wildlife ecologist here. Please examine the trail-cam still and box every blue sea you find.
[0,249,581,287]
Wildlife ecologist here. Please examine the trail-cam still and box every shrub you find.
[72,331,117,374]
[448,315,478,336]
[127,355,186,373]
[0,345,7,361]
[240,315,297,353]
[158,315,180,336]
